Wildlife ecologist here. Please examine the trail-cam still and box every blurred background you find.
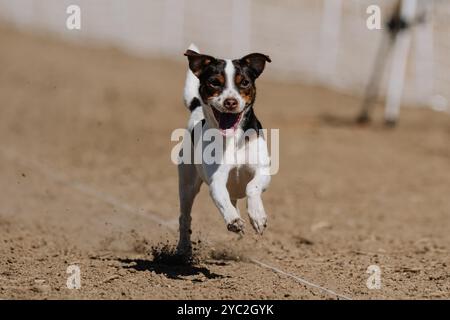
[0,0,449,300]
[0,0,449,110]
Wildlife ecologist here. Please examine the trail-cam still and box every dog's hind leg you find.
[176,163,202,255]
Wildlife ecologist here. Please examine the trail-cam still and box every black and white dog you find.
[177,44,272,254]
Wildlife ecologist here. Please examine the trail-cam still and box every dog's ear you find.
[184,49,216,78]
[239,53,271,79]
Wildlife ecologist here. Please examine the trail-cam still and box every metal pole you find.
[384,0,417,125]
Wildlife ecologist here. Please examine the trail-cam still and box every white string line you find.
[0,147,352,300]
[250,259,352,300]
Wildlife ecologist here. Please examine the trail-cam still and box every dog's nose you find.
[224,98,238,111]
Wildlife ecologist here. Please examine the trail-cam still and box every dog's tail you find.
[184,43,202,112]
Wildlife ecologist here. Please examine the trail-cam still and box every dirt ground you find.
[0,25,449,300]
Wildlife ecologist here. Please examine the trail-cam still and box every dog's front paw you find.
[227,218,245,234]
[249,215,267,235]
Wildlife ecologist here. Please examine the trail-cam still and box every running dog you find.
[177,44,272,254]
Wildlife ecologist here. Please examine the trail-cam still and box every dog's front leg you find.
[209,171,245,233]
[246,173,270,234]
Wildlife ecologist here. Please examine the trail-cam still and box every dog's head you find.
[185,49,271,136]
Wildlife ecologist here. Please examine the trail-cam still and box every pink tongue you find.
[219,112,240,130]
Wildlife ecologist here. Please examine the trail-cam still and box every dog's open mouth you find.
[212,108,243,135]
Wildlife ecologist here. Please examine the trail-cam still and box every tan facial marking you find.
[235,74,254,105]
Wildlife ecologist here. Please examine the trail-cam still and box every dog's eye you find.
[208,79,222,88]
[240,79,250,88]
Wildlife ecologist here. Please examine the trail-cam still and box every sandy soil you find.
[0,25,449,300]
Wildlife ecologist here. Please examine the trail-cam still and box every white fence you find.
[0,0,449,110]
